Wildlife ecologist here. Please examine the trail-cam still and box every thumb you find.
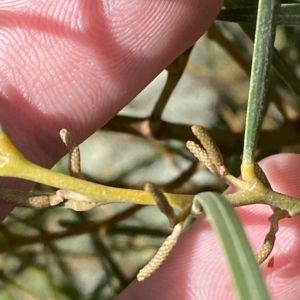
[0,0,222,219]
[0,0,223,167]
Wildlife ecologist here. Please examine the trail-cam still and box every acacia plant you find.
[1,0,300,299]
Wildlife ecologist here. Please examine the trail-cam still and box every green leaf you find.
[243,0,278,164]
[192,192,270,300]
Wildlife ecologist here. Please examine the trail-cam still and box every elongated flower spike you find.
[137,183,192,281]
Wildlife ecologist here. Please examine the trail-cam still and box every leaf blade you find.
[193,192,270,300]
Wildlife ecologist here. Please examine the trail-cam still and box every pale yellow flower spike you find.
[60,129,82,179]
[137,222,182,281]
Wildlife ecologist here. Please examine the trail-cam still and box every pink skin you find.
[117,154,300,300]
[0,0,223,213]
[1,1,300,299]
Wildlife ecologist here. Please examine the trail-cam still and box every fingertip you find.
[259,153,300,198]
[117,153,300,300]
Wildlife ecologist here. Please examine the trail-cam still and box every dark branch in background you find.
[102,115,300,154]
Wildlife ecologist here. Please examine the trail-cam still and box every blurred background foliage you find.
[1,1,300,299]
